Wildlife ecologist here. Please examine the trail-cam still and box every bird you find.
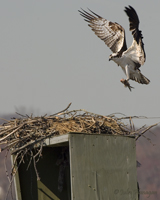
[78,6,150,91]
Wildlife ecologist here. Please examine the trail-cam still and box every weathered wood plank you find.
[69,134,138,200]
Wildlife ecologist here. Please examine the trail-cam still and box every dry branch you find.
[0,104,159,155]
[0,103,159,198]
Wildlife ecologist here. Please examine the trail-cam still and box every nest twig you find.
[0,103,159,154]
[0,103,159,199]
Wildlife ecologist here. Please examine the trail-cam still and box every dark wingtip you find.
[78,8,102,23]
[124,5,135,11]
[124,5,137,17]
[124,5,142,44]
[87,8,102,18]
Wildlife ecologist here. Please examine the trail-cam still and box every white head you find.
[109,53,119,61]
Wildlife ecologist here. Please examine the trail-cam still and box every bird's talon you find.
[120,79,134,91]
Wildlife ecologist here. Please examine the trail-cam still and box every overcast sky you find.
[0,0,160,127]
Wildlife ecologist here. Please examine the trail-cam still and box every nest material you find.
[0,103,158,154]
[0,103,159,199]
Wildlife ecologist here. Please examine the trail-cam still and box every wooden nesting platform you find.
[12,133,139,200]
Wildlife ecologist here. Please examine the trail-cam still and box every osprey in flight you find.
[79,6,150,91]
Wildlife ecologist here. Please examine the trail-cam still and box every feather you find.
[79,6,150,90]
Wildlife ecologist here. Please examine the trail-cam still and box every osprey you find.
[79,6,150,91]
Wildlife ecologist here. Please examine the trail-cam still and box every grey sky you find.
[0,0,160,127]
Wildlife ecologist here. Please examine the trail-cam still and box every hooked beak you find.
[109,56,112,61]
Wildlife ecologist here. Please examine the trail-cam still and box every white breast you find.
[112,54,135,73]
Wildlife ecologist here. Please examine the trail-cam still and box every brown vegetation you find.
[0,104,159,200]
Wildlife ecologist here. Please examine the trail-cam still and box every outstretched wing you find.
[124,6,146,67]
[79,9,127,53]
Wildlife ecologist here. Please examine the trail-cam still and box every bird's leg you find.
[120,65,134,91]
[125,65,130,81]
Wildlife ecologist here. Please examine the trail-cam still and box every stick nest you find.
[0,103,158,154]
[0,103,159,199]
